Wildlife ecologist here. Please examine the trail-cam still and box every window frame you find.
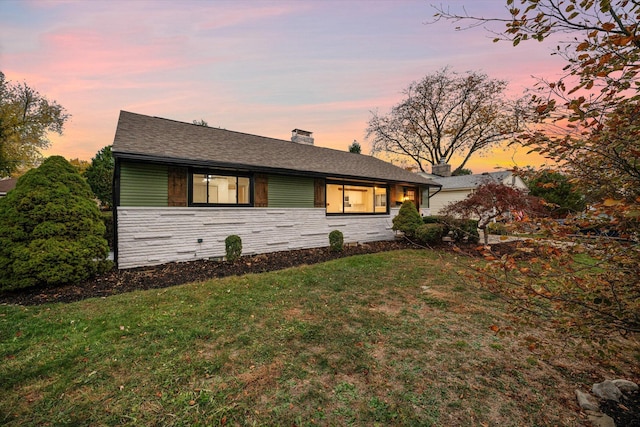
[188,169,253,207]
[325,180,389,216]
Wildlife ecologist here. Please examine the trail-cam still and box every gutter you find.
[428,186,442,199]
[112,151,440,188]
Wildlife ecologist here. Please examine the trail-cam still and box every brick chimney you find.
[291,129,314,145]
[431,159,452,177]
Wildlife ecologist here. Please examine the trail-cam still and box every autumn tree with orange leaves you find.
[442,181,543,245]
[434,0,640,337]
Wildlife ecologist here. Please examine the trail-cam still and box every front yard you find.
[1,249,638,426]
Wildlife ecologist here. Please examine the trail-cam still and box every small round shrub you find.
[392,200,423,237]
[415,223,445,244]
[329,230,344,252]
[487,222,508,235]
[225,235,242,262]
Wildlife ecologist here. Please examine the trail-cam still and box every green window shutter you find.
[268,175,314,207]
[120,162,168,207]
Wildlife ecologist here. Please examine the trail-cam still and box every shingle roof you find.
[427,171,514,190]
[0,178,17,194]
[112,111,438,186]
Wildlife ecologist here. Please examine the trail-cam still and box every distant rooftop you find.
[0,177,17,195]
[421,171,515,190]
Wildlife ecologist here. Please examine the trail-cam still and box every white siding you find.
[116,207,400,269]
[500,175,528,190]
[428,174,528,215]
[429,189,472,215]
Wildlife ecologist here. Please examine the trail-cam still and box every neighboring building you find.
[112,111,441,269]
[0,178,17,198]
[419,164,527,215]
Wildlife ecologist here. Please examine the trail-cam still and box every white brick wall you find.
[116,207,400,269]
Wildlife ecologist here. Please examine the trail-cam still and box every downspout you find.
[428,185,442,199]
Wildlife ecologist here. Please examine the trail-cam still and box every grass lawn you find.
[1,249,638,426]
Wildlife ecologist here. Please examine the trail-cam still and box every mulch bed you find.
[0,240,410,306]
[0,239,515,306]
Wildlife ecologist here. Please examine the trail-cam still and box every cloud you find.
[1,0,565,173]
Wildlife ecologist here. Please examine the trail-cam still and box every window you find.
[191,173,251,206]
[326,182,388,214]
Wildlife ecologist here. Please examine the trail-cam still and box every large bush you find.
[0,156,111,291]
[392,200,423,237]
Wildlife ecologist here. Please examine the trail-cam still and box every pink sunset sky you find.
[1,0,564,173]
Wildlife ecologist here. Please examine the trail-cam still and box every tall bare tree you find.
[366,68,525,173]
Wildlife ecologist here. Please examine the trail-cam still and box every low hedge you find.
[415,223,446,244]
[420,216,480,244]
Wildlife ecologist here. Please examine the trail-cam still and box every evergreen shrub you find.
[447,218,480,244]
[101,210,114,250]
[392,201,423,237]
[415,223,445,244]
[426,216,480,244]
[225,235,242,261]
[422,215,446,224]
[329,230,344,252]
[0,156,111,291]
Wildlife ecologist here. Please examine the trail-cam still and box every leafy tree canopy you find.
[84,145,114,208]
[0,72,69,176]
[524,169,586,217]
[451,168,473,176]
[366,67,526,172]
[69,158,90,175]
[433,1,639,108]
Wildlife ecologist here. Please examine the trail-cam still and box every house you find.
[111,111,441,269]
[419,163,528,215]
[0,178,17,198]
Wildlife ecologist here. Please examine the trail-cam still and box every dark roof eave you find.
[113,151,440,187]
